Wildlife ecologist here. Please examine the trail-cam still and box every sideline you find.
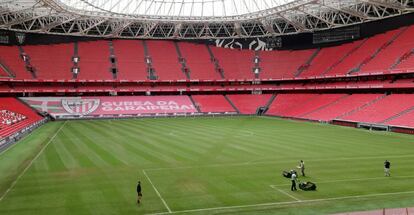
[143,170,172,213]
[0,121,68,202]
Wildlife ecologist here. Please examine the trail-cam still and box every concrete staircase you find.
[321,39,367,76]
[174,42,191,79]
[381,106,414,124]
[0,58,16,78]
[224,95,240,114]
[142,40,158,80]
[295,48,321,77]
[189,95,202,112]
[206,45,225,79]
[389,49,414,70]
[299,94,351,118]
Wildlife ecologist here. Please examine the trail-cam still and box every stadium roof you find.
[59,0,297,17]
[0,0,413,39]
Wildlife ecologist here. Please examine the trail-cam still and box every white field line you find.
[270,175,414,188]
[145,153,414,172]
[0,121,68,202]
[275,188,302,202]
[143,169,172,214]
[146,190,414,215]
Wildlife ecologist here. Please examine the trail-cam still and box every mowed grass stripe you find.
[1,117,414,215]
[59,123,102,168]
[70,123,126,166]
[113,121,185,164]
[120,120,206,162]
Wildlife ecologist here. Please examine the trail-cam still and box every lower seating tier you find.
[0,98,43,139]
[14,93,414,130]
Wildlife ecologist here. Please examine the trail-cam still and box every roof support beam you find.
[0,0,413,39]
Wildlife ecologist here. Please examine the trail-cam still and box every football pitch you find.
[1,116,414,215]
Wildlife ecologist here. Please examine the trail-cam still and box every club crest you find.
[15,32,26,45]
[62,99,100,115]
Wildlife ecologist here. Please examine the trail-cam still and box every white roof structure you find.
[0,0,413,39]
[60,0,297,17]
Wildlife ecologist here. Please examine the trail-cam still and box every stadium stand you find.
[299,41,364,77]
[77,41,114,80]
[0,46,32,79]
[0,98,43,139]
[210,47,256,79]
[304,94,384,121]
[361,26,414,72]
[259,49,315,79]
[178,42,221,80]
[112,40,148,80]
[327,30,401,75]
[0,60,11,77]
[192,95,236,113]
[266,94,317,116]
[146,41,186,80]
[340,94,414,123]
[24,44,74,79]
[387,108,414,128]
[0,68,8,77]
[227,94,273,114]
[268,94,347,118]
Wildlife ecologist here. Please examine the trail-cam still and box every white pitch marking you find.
[0,121,68,202]
[269,175,414,188]
[275,188,301,202]
[145,190,414,215]
[142,169,172,213]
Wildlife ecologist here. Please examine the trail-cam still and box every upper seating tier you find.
[210,47,256,79]
[146,41,186,80]
[178,42,221,80]
[112,40,148,80]
[0,46,32,79]
[24,44,74,79]
[77,41,113,80]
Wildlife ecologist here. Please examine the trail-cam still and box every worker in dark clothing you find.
[290,170,297,191]
[137,181,142,204]
[384,160,391,177]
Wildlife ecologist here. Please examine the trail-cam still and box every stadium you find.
[1,0,414,214]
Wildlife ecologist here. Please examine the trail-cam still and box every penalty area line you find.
[272,186,302,202]
[143,169,172,214]
[0,121,68,202]
[146,190,414,215]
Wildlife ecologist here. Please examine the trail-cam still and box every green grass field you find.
[1,116,414,215]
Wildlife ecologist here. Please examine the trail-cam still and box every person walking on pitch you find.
[137,181,142,204]
[290,170,297,191]
[298,160,305,176]
[384,160,391,177]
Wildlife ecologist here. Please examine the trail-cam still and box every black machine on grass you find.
[282,170,317,191]
[299,181,317,191]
